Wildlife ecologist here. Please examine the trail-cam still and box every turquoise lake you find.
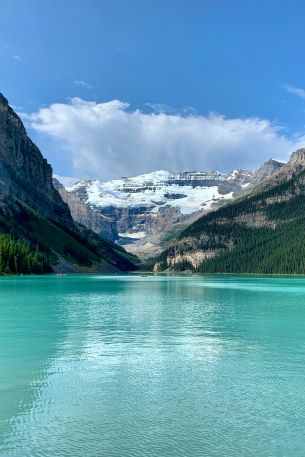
[1,274,305,456]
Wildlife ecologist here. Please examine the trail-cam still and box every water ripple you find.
[1,274,305,456]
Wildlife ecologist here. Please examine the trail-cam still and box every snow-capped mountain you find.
[67,169,252,216]
[55,160,283,258]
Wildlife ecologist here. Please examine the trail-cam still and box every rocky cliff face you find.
[0,93,72,226]
[59,169,252,258]
[266,148,305,183]
[246,159,284,189]
[153,148,305,273]
[59,161,284,258]
[0,93,137,273]
[53,178,118,241]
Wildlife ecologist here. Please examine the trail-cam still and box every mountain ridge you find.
[152,147,305,274]
[0,93,72,227]
[57,159,284,259]
[0,93,137,274]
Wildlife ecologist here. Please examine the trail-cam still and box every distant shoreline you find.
[2,271,305,279]
[131,271,305,278]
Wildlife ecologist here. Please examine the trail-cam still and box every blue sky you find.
[2,0,305,180]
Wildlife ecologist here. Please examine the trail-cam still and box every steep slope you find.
[60,161,283,259]
[0,93,72,226]
[61,169,254,258]
[153,149,305,274]
[0,93,137,273]
[262,148,305,184]
[244,159,284,190]
[53,178,118,241]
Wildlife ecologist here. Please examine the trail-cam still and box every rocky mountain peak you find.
[58,153,295,259]
[0,93,73,226]
[0,93,8,105]
[290,148,305,165]
[226,169,253,183]
[0,93,24,131]
[248,158,284,188]
[263,148,305,184]
[53,177,118,241]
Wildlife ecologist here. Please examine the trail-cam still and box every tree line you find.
[0,234,51,274]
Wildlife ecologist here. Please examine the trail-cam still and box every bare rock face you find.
[59,160,288,259]
[153,148,305,272]
[0,93,73,226]
[60,171,242,258]
[53,178,118,241]
[247,159,284,188]
[261,149,305,185]
[289,148,305,168]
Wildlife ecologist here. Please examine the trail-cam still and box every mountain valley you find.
[1,90,303,275]
[56,160,284,259]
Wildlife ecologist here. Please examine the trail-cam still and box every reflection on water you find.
[1,274,305,456]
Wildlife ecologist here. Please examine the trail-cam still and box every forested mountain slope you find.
[0,93,137,274]
[58,159,283,260]
[154,148,305,274]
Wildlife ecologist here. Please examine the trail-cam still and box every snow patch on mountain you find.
[57,160,285,259]
[67,170,242,215]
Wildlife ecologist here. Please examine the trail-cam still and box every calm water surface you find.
[1,274,305,456]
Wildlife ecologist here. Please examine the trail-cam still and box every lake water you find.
[1,274,305,456]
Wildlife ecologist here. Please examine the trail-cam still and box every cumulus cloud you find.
[27,98,303,180]
[284,84,305,100]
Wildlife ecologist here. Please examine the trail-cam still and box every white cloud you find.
[73,80,93,90]
[28,97,303,180]
[12,55,22,61]
[284,84,305,99]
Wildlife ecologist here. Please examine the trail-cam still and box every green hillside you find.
[155,168,305,274]
[0,197,138,274]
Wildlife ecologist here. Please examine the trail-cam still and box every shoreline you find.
[2,270,305,279]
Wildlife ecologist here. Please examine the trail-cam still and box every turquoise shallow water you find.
[1,274,305,456]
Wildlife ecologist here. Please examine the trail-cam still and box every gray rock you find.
[0,93,73,227]
[53,178,118,241]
